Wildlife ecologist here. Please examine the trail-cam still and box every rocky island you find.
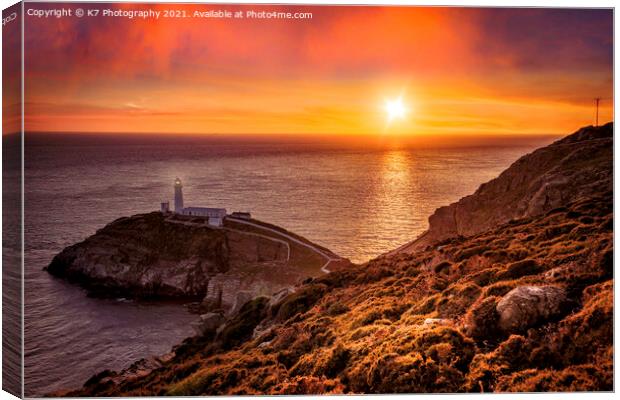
[51,123,612,395]
[46,212,350,313]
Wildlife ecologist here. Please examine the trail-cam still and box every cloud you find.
[21,4,613,135]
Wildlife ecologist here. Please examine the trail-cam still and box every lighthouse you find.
[162,178,228,226]
[174,177,184,213]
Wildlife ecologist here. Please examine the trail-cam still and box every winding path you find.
[226,217,339,273]
[223,227,291,261]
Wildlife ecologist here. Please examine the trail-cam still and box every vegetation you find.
[68,191,613,395]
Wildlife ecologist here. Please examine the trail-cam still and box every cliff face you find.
[397,123,613,253]
[63,123,613,395]
[46,213,346,311]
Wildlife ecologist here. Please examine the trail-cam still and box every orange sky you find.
[5,4,614,136]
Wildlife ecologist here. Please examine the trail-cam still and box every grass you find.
[70,191,613,396]
[224,218,336,275]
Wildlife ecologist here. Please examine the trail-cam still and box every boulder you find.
[229,290,254,315]
[251,287,296,339]
[269,287,295,307]
[496,286,569,333]
[191,312,225,336]
[422,318,451,327]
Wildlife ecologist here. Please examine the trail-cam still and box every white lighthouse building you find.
[174,177,184,213]
[164,178,227,227]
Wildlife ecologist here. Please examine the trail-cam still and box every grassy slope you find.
[72,190,613,395]
[224,218,337,275]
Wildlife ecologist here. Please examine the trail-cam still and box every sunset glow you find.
[4,4,613,137]
[385,97,408,124]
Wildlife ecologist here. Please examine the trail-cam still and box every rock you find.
[45,212,341,302]
[258,339,274,348]
[250,287,297,339]
[158,352,175,363]
[543,266,565,280]
[45,213,225,298]
[101,355,166,385]
[496,286,569,333]
[216,297,270,349]
[202,274,242,311]
[191,312,226,336]
[202,278,297,314]
[422,318,451,327]
[229,290,254,315]
[269,287,295,307]
[252,287,295,339]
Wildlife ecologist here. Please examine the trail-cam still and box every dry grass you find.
[69,192,613,396]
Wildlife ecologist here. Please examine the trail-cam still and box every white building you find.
[174,178,184,213]
[182,207,227,226]
[164,178,227,227]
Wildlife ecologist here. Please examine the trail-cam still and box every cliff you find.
[60,123,613,395]
[395,122,613,253]
[46,212,349,312]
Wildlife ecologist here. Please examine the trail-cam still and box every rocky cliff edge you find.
[396,122,612,254]
[46,212,350,313]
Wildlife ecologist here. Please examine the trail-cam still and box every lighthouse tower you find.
[174,178,184,213]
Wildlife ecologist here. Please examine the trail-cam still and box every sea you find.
[16,133,555,396]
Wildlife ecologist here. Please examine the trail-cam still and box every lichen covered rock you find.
[191,312,225,336]
[496,286,570,333]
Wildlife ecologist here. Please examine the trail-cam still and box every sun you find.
[384,97,407,123]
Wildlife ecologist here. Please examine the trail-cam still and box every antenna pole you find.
[595,98,601,126]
